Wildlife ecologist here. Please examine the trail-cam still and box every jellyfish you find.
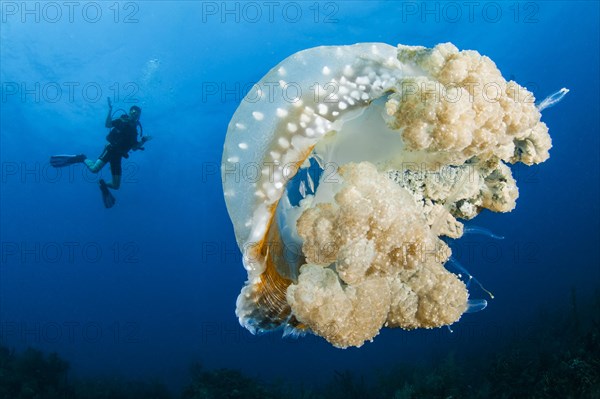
[221,43,565,348]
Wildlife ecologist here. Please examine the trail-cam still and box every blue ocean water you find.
[1,0,598,394]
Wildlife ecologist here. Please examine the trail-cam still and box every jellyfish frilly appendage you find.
[221,42,564,348]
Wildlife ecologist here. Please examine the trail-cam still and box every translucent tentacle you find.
[299,181,307,199]
[466,299,488,313]
[447,257,495,299]
[463,226,505,240]
[536,87,569,111]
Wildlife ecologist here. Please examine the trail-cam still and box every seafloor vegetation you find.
[2,289,598,399]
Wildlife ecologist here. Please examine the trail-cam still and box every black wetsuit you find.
[99,116,140,176]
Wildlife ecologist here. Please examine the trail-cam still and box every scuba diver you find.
[50,98,152,208]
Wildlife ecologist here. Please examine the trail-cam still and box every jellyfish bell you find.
[221,42,565,348]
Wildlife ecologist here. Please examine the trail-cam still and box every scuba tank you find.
[111,108,143,139]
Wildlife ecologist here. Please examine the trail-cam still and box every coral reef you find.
[1,291,598,398]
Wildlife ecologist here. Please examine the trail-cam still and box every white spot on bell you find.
[238,142,248,150]
[343,65,354,77]
[278,137,290,149]
[252,111,264,121]
[322,66,331,75]
[276,108,288,118]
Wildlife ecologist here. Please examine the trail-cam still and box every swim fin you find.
[99,179,116,209]
[50,154,86,167]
